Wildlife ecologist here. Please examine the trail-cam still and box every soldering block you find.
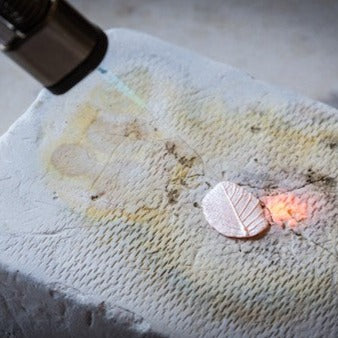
[0,29,337,337]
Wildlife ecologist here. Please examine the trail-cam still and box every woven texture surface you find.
[0,29,337,337]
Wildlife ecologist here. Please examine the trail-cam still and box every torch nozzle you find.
[0,0,50,33]
[0,0,108,94]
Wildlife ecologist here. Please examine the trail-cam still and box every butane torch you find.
[0,0,108,94]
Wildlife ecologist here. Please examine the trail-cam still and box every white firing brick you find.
[0,29,337,337]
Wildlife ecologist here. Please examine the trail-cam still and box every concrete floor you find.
[0,0,338,135]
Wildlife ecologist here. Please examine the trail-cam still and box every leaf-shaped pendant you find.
[202,181,268,238]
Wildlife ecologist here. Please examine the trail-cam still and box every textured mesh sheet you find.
[0,29,337,337]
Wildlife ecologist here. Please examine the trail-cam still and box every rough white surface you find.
[0,29,337,337]
[1,0,338,136]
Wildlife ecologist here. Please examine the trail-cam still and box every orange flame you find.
[261,193,308,228]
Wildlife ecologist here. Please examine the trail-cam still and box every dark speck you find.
[250,126,261,133]
[91,192,105,201]
[168,189,179,204]
[98,67,107,74]
[165,141,176,155]
[305,169,335,188]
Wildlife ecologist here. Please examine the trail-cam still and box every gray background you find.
[1,0,338,136]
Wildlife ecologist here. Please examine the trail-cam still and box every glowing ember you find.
[261,193,308,228]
